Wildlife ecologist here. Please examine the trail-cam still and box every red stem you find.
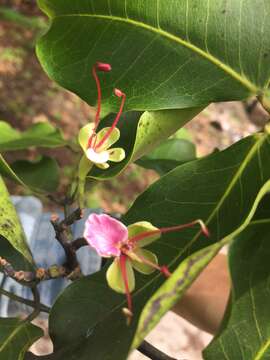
[95,93,126,149]
[128,220,209,244]
[119,254,133,317]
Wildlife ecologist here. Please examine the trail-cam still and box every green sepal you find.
[106,258,135,294]
[95,127,120,151]
[108,148,126,162]
[78,124,94,152]
[131,248,158,275]
[95,162,110,169]
[128,221,160,247]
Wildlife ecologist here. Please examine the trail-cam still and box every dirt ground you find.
[1,3,269,360]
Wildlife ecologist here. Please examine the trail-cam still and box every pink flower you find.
[84,213,209,323]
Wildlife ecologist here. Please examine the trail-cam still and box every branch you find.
[26,287,41,322]
[0,287,50,313]
[0,256,36,286]
[50,208,83,272]
[71,237,87,250]
[0,256,81,286]
[138,341,181,360]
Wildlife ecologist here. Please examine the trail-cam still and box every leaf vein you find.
[54,13,258,93]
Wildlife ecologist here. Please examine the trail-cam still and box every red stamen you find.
[128,219,210,244]
[88,62,112,148]
[119,254,133,324]
[125,249,172,278]
[96,62,112,72]
[160,266,171,278]
[95,89,126,150]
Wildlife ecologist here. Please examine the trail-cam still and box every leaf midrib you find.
[55,13,258,94]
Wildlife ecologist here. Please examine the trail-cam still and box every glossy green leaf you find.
[136,138,196,175]
[46,132,270,359]
[0,121,66,151]
[0,154,25,187]
[133,180,270,348]
[0,176,33,265]
[88,108,202,179]
[12,157,59,193]
[0,318,43,359]
[0,154,59,193]
[204,218,270,360]
[37,0,270,112]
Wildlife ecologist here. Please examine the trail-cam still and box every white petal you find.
[86,148,109,164]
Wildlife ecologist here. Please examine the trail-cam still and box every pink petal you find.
[83,213,128,257]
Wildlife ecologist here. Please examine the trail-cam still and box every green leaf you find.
[12,156,60,193]
[0,121,66,151]
[37,0,270,112]
[133,180,270,348]
[88,108,202,179]
[0,154,25,187]
[136,138,196,175]
[0,154,59,193]
[0,176,33,265]
[46,132,270,359]
[204,218,270,360]
[0,318,43,359]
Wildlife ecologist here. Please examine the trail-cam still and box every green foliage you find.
[0,121,66,151]
[136,138,196,175]
[0,121,64,192]
[37,0,270,112]
[0,6,47,30]
[0,176,33,265]
[0,318,43,359]
[43,132,270,359]
[0,154,59,193]
[133,180,270,348]
[88,108,202,179]
[204,219,270,360]
[1,1,270,358]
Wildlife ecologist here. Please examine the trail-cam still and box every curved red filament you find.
[88,62,112,148]
[119,254,133,323]
[95,89,126,150]
[128,219,210,244]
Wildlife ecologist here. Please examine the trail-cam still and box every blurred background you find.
[0,1,269,359]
